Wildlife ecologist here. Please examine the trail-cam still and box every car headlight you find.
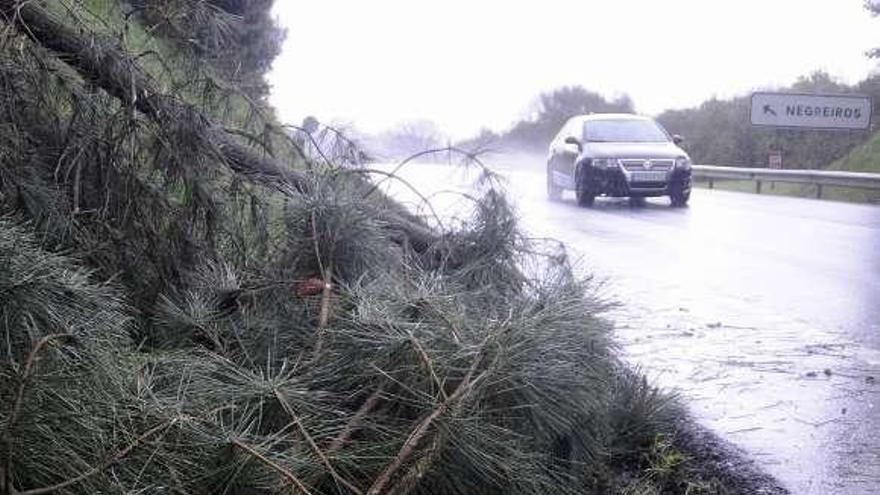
[592,158,619,169]
[675,157,691,170]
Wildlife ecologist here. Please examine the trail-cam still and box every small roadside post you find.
[768,146,782,191]
[768,151,783,169]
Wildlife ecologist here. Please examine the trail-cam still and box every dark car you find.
[546,114,692,206]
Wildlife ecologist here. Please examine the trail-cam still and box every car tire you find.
[574,166,595,207]
[669,172,691,207]
[670,190,690,207]
[575,185,595,207]
[547,164,562,201]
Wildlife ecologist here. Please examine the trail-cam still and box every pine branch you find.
[231,439,315,495]
[3,334,74,495]
[366,349,488,495]
[17,419,177,495]
[310,261,333,359]
[274,390,363,495]
[327,386,385,455]
[309,211,334,360]
[384,436,443,495]
[4,334,73,445]
[408,333,447,400]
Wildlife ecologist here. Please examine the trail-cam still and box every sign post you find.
[750,92,872,130]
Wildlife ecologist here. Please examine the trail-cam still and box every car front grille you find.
[620,159,675,171]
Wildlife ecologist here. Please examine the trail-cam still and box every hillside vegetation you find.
[0,2,780,495]
[829,131,880,174]
[812,129,880,202]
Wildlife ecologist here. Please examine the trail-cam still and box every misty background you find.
[268,1,880,169]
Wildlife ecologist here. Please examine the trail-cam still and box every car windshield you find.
[583,119,670,143]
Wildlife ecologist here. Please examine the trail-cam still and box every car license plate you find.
[631,171,667,182]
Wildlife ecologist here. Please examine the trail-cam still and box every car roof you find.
[574,113,652,123]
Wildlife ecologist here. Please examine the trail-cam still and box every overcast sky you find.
[268,0,879,139]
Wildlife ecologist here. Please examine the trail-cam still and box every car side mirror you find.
[564,136,582,152]
[672,134,684,146]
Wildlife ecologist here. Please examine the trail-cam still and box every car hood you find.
[583,142,688,159]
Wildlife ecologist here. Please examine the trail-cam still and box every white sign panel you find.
[750,92,872,130]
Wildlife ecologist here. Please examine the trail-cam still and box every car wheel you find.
[575,185,595,207]
[670,190,690,207]
[669,172,691,207]
[547,165,562,201]
[574,166,595,207]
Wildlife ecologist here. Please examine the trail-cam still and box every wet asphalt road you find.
[379,155,880,495]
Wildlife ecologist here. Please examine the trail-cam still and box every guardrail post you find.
[708,178,714,189]
[756,180,762,194]
[816,184,823,199]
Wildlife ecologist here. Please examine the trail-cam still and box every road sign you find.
[750,92,872,130]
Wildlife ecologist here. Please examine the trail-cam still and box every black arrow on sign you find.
[763,104,777,117]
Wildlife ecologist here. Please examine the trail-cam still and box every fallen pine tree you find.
[0,2,786,494]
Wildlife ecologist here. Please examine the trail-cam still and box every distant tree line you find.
[457,86,634,152]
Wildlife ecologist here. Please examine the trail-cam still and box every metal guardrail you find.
[691,165,880,198]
